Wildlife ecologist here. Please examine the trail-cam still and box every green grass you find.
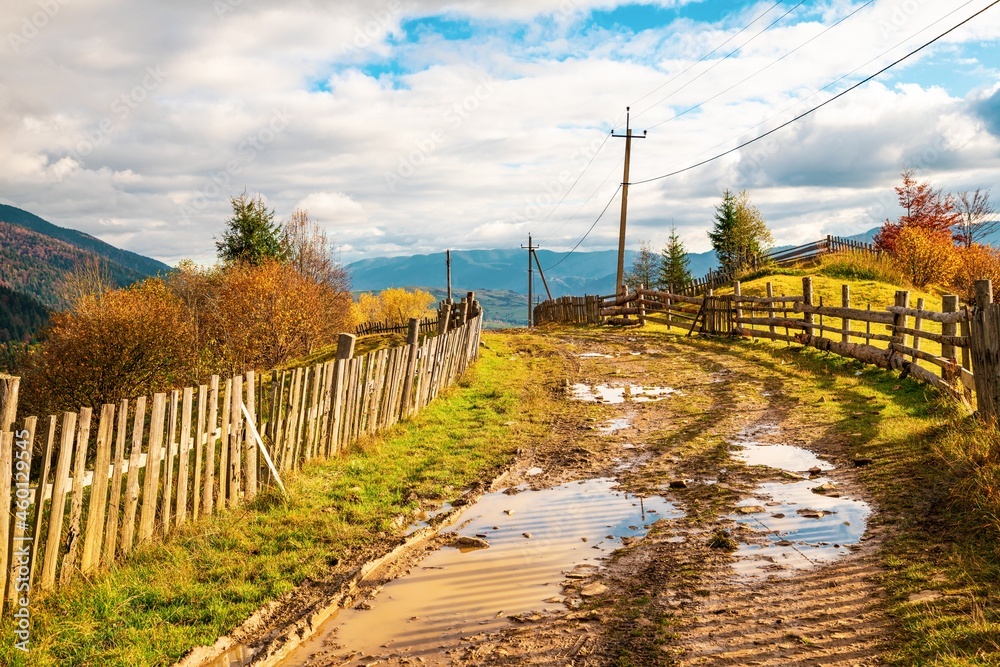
[0,333,558,666]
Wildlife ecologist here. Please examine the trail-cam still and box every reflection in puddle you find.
[278,479,682,666]
[599,418,632,434]
[730,477,870,577]
[570,383,679,404]
[734,442,834,474]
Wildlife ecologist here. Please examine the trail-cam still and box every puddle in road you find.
[599,418,632,434]
[404,502,454,537]
[578,352,613,358]
[734,442,834,474]
[730,477,871,577]
[570,383,680,404]
[727,425,870,577]
[277,479,682,666]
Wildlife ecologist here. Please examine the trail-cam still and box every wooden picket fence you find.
[0,299,484,616]
[539,278,1000,421]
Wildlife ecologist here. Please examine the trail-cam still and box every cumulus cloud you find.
[0,0,997,267]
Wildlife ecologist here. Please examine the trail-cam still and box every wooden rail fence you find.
[0,298,484,617]
[537,279,1000,421]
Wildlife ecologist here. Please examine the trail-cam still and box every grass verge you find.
[0,332,560,666]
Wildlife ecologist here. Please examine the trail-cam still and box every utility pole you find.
[612,107,647,296]
[522,235,535,327]
[446,249,452,302]
[533,249,553,302]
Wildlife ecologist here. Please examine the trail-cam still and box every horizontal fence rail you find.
[0,296,484,616]
[535,278,1000,421]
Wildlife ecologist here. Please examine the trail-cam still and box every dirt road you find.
[273,327,898,666]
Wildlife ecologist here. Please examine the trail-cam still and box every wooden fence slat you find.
[41,412,76,590]
[229,375,243,503]
[218,379,232,510]
[138,394,166,546]
[193,385,207,521]
[245,371,257,500]
[7,418,37,608]
[205,377,220,517]
[120,396,146,556]
[28,415,56,589]
[0,432,12,610]
[80,403,115,574]
[175,388,193,527]
[102,400,129,567]
[60,407,93,585]
[162,390,179,534]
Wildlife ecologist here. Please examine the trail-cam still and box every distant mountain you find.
[0,204,171,310]
[348,248,719,298]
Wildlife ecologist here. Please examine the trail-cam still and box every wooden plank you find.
[60,407,93,585]
[795,302,895,325]
[80,403,115,574]
[218,378,232,510]
[28,415,56,589]
[399,320,420,417]
[319,361,336,457]
[8,418,37,607]
[204,377,220,517]
[138,394,166,545]
[41,413,76,590]
[282,369,301,472]
[229,375,243,504]
[292,368,310,468]
[887,305,968,324]
[175,387,193,527]
[330,336,354,455]
[245,371,257,500]
[342,358,358,445]
[162,390,179,534]
[272,371,287,469]
[102,400,129,567]
[893,326,967,347]
[0,431,12,609]
[193,385,207,521]
[842,285,851,344]
[305,364,322,460]
[120,397,146,556]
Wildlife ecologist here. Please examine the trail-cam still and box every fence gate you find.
[700,295,737,335]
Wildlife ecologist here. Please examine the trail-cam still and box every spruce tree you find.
[659,223,691,292]
[216,191,287,266]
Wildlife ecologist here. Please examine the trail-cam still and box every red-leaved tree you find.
[875,169,961,253]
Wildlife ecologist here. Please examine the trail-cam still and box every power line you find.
[529,130,613,235]
[686,0,975,162]
[632,1,807,120]
[539,155,624,243]
[644,0,876,132]
[544,185,623,271]
[628,0,785,112]
[630,0,1000,187]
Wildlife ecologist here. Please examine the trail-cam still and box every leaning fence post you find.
[970,280,998,423]
[802,277,814,337]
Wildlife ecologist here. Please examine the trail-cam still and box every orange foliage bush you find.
[20,279,197,415]
[890,226,958,289]
[952,244,1000,304]
[351,287,436,327]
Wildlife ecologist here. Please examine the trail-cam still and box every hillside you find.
[0,205,171,310]
[348,248,719,297]
[0,284,49,343]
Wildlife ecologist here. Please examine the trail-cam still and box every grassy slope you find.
[0,333,560,666]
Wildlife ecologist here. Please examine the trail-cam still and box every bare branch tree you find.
[282,209,351,293]
[955,188,997,248]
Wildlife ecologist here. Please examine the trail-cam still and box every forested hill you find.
[0,204,171,310]
[0,285,49,343]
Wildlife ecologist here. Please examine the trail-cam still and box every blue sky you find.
[1,0,998,264]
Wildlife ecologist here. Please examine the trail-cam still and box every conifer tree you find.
[659,223,691,292]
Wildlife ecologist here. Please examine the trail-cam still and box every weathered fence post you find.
[892,291,909,352]
[969,280,999,423]
[841,284,851,343]
[401,319,420,417]
[766,282,776,336]
[941,295,959,364]
[733,281,742,331]
[0,375,18,431]
[802,277,814,337]
[638,285,646,326]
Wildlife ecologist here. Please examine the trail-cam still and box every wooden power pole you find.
[446,249,452,302]
[612,107,647,296]
[522,235,535,327]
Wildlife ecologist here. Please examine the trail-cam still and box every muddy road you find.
[251,328,898,666]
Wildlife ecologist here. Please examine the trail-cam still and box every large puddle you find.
[570,383,680,404]
[277,479,682,666]
[728,429,871,577]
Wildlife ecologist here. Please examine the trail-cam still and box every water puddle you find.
[570,383,680,404]
[729,477,871,577]
[599,418,632,434]
[404,502,454,537]
[578,352,613,359]
[277,479,682,666]
[726,427,870,577]
[734,442,834,474]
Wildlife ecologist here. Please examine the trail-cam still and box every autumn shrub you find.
[816,250,908,285]
[890,226,959,289]
[351,287,436,327]
[206,260,352,373]
[952,243,1000,304]
[19,279,197,415]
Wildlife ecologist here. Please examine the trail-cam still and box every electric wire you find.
[686,0,975,162]
[628,0,785,113]
[539,155,624,243]
[643,0,876,132]
[544,184,623,271]
[529,130,613,236]
[629,0,1000,186]
[632,0,807,120]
